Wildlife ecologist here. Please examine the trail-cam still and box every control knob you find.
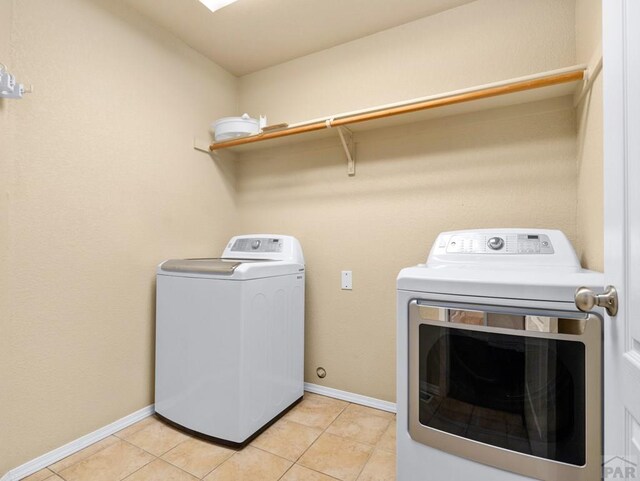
[251,240,261,250]
[487,237,505,250]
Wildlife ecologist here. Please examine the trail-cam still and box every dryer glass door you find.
[408,301,601,481]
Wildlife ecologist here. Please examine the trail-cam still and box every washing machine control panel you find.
[444,233,554,254]
[230,237,283,253]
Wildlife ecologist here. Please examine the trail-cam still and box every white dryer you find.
[397,229,603,481]
[155,234,305,446]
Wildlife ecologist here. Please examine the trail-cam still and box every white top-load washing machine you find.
[397,229,604,481]
[155,234,305,447]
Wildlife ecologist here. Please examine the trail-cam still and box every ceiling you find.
[121,0,477,76]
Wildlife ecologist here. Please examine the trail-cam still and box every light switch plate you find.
[341,271,352,290]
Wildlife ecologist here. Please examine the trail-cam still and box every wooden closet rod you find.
[210,68,585,151]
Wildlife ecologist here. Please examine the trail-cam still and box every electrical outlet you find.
[341,271,352,290]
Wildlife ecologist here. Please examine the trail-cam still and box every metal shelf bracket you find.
[336,126,355,176]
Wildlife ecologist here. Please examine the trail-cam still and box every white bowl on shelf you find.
[213,113,264,142]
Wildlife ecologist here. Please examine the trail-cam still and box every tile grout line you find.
[345,411,394,481]
[119,437,160,458]
[355,416,396,480]
[270,394,352,481]
[155,435,203,477]
[51,437,157,481]
[112,415,158,441]
[115,437,168,480]
[117,419,194,460]
[249,444,296,463]
[373,418,397,455]
[291,463,344,481]
[128,427,214,479]
[117,436,209,481]
[199,447,243,480]
[157,436,235,479]
[120,450,202,481]
[296,397,350,455]
[279,397,351,480]
[36,468,55,480]
[302,398,395,481]
[47,437,118,477]
[117,453,158,481]
[352,437,380,481]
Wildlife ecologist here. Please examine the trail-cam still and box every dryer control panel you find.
[426,229,580,268]
[445,233,554,254]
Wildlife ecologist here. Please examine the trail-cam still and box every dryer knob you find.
[487,237,505,250]
[251,240,261,250]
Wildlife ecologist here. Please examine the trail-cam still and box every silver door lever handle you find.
[575,285,618,317]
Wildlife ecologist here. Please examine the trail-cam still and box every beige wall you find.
[575,0,604,271]
[236,0,579,403]
[0,0,238,473]
[0,0,14,470]
[239,0,576,124]
[237,99,579,402]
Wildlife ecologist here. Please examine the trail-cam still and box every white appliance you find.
[397,229,603,481]
[155,234,305,447]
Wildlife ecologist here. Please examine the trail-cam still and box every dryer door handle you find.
[575,285,618,317]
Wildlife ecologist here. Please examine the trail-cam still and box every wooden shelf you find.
[208,65,587,154]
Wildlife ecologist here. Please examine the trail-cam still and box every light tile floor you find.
[23,393,396,481]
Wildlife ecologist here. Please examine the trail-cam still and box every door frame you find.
[602,0,640,468]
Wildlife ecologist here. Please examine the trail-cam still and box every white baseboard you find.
[2,404,155,481]
[304,383,396,413]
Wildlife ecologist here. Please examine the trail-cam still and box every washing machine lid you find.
[157,258,303,280]
[397,229,604,303]
[160,258,247,275]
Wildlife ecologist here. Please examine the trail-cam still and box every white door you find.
[602,1,640,479]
